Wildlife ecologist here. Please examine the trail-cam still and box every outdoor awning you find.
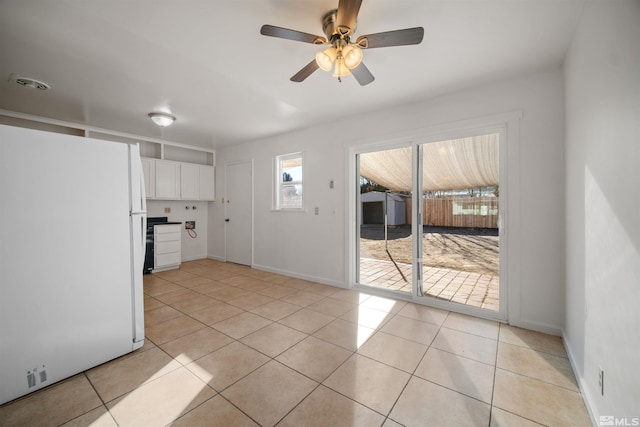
[359,133,499,192]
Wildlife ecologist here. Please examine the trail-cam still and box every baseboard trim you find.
[251,263,346,289]
[508,318,563,337]
[182,254,208,262]
[562,330,598,427]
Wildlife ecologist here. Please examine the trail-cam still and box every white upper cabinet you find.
[199,165,215,201]
[155,160,181,199]
[180,163,200,200]
[141,158,155,198]
[143,158,215,201]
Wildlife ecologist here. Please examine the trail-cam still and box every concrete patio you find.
[359,257,499,311]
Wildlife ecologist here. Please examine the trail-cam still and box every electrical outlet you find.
[185,221,195,230]
[164,207,171,213]
[598,366,604,395]
[314,207,319,215]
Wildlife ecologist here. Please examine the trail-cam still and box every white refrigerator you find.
[0,124,146,405]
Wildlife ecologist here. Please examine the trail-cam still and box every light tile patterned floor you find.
[359,257,500,311]
[0,259,590,426]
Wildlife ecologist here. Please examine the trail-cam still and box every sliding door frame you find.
[353,139,415,300]
[412,124,506,321]
[347,112,521,323]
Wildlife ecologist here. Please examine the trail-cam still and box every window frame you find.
[273,152,304,211]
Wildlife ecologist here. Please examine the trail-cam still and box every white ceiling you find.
[0,0,585,149]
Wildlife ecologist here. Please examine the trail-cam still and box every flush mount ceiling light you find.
[9,73,51,90]
[260,0,424,85]
[148,112,176,127]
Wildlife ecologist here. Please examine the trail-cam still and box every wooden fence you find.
[406,197,498,228]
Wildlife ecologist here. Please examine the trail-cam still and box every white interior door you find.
[225,161,252,266]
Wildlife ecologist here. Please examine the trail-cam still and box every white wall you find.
[564,0,640,421]
[147,200,210,261]
[209,133,348,286]
[210,66,567,333]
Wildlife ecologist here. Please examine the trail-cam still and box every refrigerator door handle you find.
[128,145,146,348]
[140,165,147,214]
[136,163,147,238]
[130,212,145,347]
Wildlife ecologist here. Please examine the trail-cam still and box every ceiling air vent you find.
[9,74,51,90]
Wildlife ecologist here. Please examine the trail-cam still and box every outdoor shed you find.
[360,191,406,226]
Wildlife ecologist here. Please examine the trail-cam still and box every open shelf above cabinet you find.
[1,109,216,202]
[0,109,215,167]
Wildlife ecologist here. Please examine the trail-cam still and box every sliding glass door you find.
[355,130,503,316]
[357,146,413,296]
[416,133,501,312]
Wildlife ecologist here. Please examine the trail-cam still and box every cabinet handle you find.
[225,218,230,222]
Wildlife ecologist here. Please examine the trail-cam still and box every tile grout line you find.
[148,261,583,426]
[381,311,447,426]
[488,325,500,427]
[493,366,583,394]
[68,373,114,426]
[154,273,327,425]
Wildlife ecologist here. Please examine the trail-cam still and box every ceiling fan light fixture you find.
[260,1,424,86]
[332,57,352,78]
[342,45,363,69]
[315,47,337,71]
[148,112,176,127]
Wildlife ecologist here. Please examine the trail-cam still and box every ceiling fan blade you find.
[290,59,320,82]
[336,0,362,36]
[356,27,424,49]
[260,25,327,44]
[351,62,375,86]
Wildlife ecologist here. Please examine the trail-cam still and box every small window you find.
[274,152,303,210]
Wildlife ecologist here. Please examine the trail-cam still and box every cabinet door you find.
[155,160,180,199]
[199,165,215,201]
[180,163,200,200]
[141,158,155,198]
